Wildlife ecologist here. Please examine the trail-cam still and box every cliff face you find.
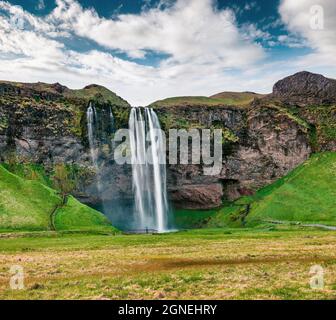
[0,72,335,210]
[0,81,131,205]
[155,104,311,209]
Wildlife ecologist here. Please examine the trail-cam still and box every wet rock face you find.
[272,71,336,106]
[0,103,88,164]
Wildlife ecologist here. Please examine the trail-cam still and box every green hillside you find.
[150,92,263,108]
[209,91,264,105]
[205,152,336,228]
[0,81,130,107]
[0,165,116,233]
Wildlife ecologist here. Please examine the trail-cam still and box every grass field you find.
[1,227,336,300]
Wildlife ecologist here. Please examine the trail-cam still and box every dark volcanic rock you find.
[272,71,336,105]
[170,184,223,209]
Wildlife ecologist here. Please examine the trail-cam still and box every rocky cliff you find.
[271,71,336,106]
[0,72,335,211]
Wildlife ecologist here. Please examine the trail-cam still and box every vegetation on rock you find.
[205,152,336,228]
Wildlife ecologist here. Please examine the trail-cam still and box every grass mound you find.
[0,165,116,232]
[206,152,336,228]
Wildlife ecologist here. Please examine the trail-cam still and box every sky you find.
[0,0,336,105]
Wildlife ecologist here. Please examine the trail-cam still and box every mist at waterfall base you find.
[86,104,172,233]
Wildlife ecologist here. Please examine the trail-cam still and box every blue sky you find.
[0,0,335,105]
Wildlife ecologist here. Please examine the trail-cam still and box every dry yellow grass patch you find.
[0,229,336,299]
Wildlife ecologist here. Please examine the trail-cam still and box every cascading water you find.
[129,107,169,233]
[86,102,115,195]
[87,103,169,232]
[87,103,98,171]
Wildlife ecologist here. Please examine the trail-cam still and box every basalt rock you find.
[271,71,336,106]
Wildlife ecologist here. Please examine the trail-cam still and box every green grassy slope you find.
[0,80,130,107]
[172,208,220,229]
[150,92,263,108]
[64,84,130,106]
[0,165,59,231]
[210,91,264,105]
[0,165,115,232]
[206,152,336,228]
[55,196,112,231]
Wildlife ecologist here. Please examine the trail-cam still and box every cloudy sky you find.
[0,0,336,105]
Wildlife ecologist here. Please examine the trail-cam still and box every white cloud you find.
[1,0,335,106]
[0,0,271,105]
[279,0,336,62]
[48,0,264,67]
[277,34,307,48]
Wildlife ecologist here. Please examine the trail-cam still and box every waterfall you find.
[87,103,98,169]
[86,103,115,194]
[87,103,169,232]
[129,107,169,233]
[109,106,115,134]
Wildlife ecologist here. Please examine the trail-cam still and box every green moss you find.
[172,209,219,229]
[2,163,53,187]
[309,124,319,152]
[265,103,336,150]
[267,104,310,132]
[222,128,239,143]
[0,115,8,131]
[302,105,336,146]
[69,109,83,137]
[246,152,336,226]
[158,113,202,131]
[0,165,60,231]
[111,106,130,129]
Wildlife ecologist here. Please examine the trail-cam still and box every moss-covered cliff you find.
[0,72,335,211]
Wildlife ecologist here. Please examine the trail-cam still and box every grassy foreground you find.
[1,227,336,300]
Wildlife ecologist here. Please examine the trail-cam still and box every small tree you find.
[52,164,75,203]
